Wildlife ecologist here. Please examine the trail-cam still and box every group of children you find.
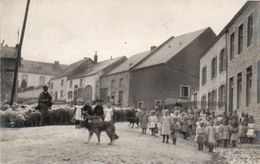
[138,106,256,153]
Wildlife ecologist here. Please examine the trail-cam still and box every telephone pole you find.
[10,0,30,106]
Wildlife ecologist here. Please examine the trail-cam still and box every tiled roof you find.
[53,58,93,79]
[0,46,18,59]
[20,60,68,76]
[106,51,151,75]
[133,28,209,70]
[70,56,126,79]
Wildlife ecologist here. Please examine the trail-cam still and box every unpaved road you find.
[1,123,211,164]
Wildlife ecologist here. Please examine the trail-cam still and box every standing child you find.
[222,121,231,148]
[139,108,148,134]
[206,121,216,152]
[230,121,239,147]
[214,121,222,147]
[238,121,247,143]
[161,110,172,143]
[148,110,158,136]
[171,118,179,144]
[196,122,206,151]
[74,103,83,128]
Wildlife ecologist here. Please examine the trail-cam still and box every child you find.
[214,121,222,147]
[74,103,83,128]
[139,108,148,134]
[230,121,239,147]
[171,118,179,144]
[206,121,216,152]
[222,121,231,148]
[238,121,247,143]
[148,110,158,136]
[161,110,172,143]
[181,117,189,139]
[196,122,206,151]
[247,120,256,144]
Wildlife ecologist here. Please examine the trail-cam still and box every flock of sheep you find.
[0,103,140,128]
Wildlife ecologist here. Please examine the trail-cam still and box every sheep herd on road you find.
[0,104,140,128]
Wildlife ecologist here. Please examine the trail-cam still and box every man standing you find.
[94,100,104,120]
[82,100,93,118]
[38,85,52,126]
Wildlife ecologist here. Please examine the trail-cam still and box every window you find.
[257,61,260,103]
[155,100,162,108]
[68,91,73,99]
[137,101,144,109]
[118,91,123,105]
[50,82,53,89]
[218,85,225,108]
[80,79,83,88]
[247,14,253,47]
[219,48,226,73]
[238,24,243,54]
[111,80,115,89]
[69,80,73,88]
[211,57,217,79]
[39,76,45,85]
[60,90,63,98]
[202,66,207,85]
[180,85,190,98]
[237,73,242,109]
[208,92,211,109]
[201,95,206,109]
[193,92,198,107]
[119,78,123,88]
[61,79,64,86]
[230,33,235,59]
[111,92,115,104]
[229,77,234,112]
[212,90,217,110]
[246,66,252,106]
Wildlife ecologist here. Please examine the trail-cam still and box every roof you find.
[106,51,151,75]
[53,58,93,79]
[0,46,18,59]
[202,1,254,56]
[133,28,209,70]
[20,60,68,76]
[70,56,126,79]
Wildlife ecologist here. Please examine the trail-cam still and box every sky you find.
[0,0,246,65]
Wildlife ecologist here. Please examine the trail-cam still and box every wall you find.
[100,71,130,107]
[18,88,42,99]
[226,2,260,139]
[18,72,54,87]
[49,77,67,101]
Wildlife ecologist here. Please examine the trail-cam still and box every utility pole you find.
[10,0,30,106]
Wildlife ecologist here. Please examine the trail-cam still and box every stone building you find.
[199,33,227,113]
[129,28,216,110]
[0,46,18,103]
[198,1,260,142]
[100,50,151,106]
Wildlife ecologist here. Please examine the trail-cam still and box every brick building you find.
[129,28,216,110]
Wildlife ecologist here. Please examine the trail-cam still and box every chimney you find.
[94,51,98,63]
[54,61,60,70]
[150,46,156,51]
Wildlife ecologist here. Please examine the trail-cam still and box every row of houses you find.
[196,1,260,142]
[47,28,215,111]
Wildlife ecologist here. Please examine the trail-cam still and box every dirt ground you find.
[0,122,213,164]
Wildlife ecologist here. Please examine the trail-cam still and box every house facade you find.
[199,34,227,113]
[18,60,67,88]
[198,1,260,142]
[129,28,216,110]
[100,51,151,107]
[0,46,18,103]
[226,2,260,141]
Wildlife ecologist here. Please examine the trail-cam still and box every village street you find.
[0,123,259,164]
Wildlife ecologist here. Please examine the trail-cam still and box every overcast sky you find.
[1,0,246,65]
